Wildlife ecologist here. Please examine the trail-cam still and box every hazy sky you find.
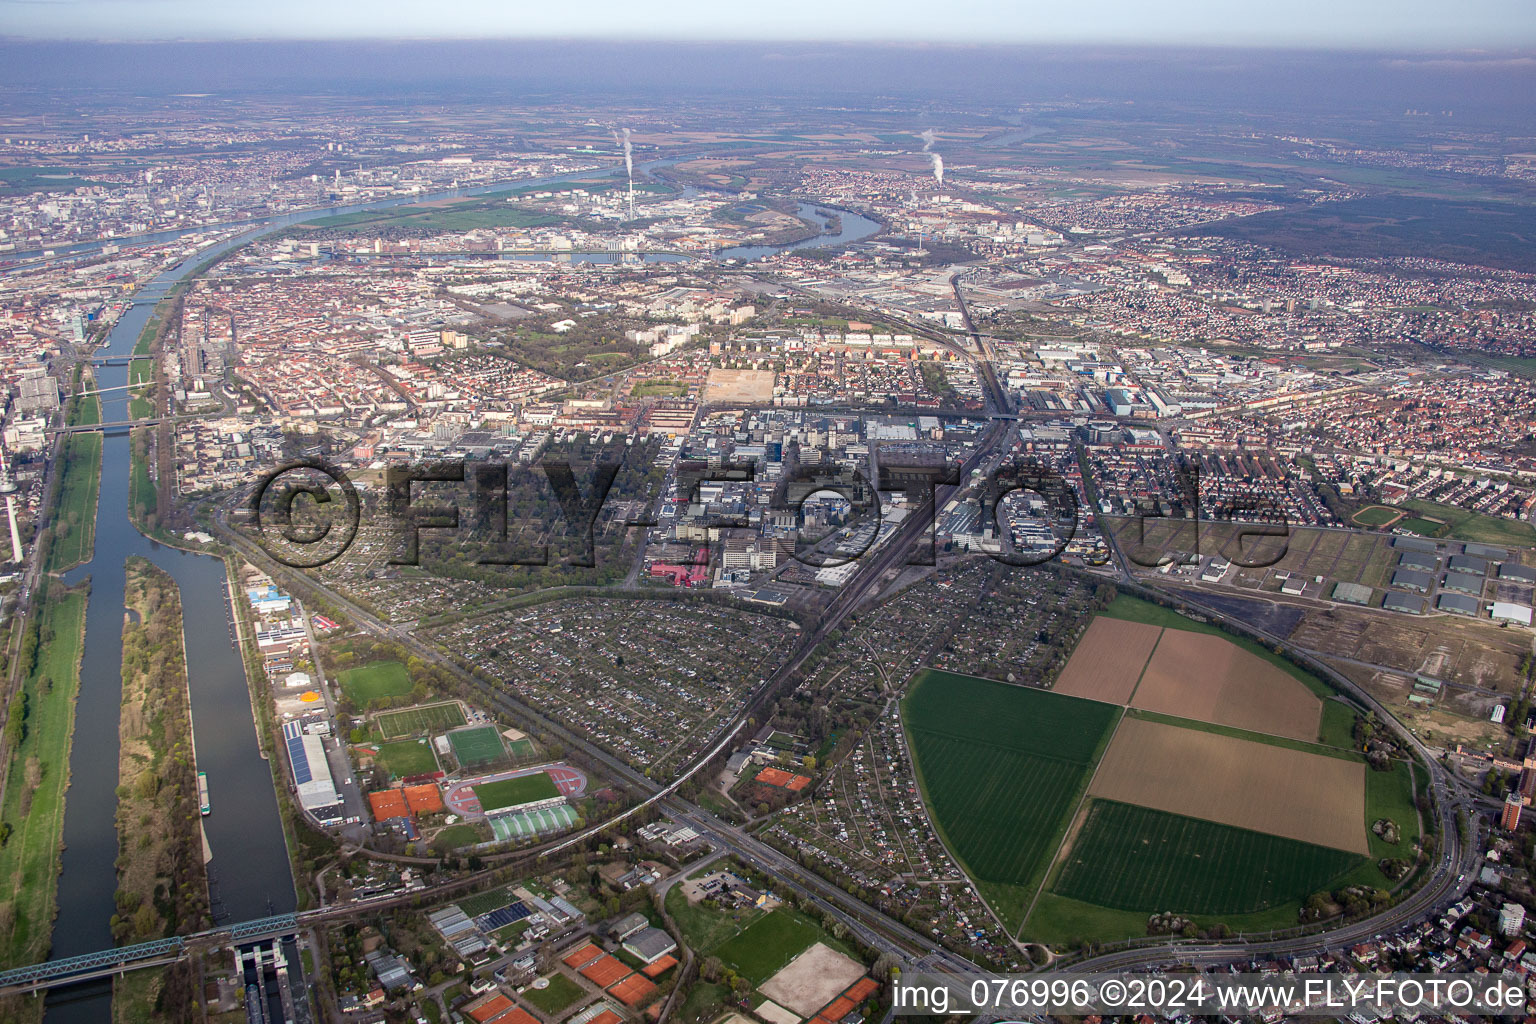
[3,0,1534,48]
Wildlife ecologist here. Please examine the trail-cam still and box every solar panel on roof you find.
[287,735,313,784]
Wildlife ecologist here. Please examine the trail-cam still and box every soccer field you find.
[375,700,466,739]
[337,660,413,704]
[1052,800,1363,915]
[474,771,559,812]
[903,671,1121,927]
[375,738,439,779]
[449,724,508,769]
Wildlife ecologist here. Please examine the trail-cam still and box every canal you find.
[37,172,879,1021]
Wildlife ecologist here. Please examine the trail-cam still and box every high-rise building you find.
[1503,791,1523,831]
[1500,902,1526,937]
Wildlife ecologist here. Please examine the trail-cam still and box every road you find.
[207,391,1479,988]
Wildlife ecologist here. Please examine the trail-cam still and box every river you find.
[36,170,879,1021]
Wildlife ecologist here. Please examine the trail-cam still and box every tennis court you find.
[608,973,656,1007]
[579,954,630,988]
[375,700,467,739]
[368,789,408,820]
[562,943,603,969]
[449,725,508,769]
[402,783,443,814]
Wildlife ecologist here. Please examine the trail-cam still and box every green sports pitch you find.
[903,670,1121,929]
[474,772,560,812]
[337,660,413,705]
[448,725,508,769]
[374,700,466,739]
[1051,800,1363,915]
[375,738,439,779]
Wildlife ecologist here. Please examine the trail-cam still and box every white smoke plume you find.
[920,129,943,187]
[608,126,635,177]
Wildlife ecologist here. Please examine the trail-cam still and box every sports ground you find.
[337,659,413,705]
[374,737,440,779]
[374,700,466,739]
[447,724,508,769]
[443,763,588,817]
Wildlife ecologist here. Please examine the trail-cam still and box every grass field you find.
[374,701,465,739]
[903,671,1121,929]
[665,884,764,953]
[710,909,825,986]
[336,660,413,705]
[1352,505,1404,527]
[1399,499,1536,547]
[1365,760,1422,865]
[432,823,488,849]
[474,771,558,812]
[449,724,507,769]
[523,972,585,1015]
[375,738,438,779]
[44,432,102,573]
[1025,890,1306,947]
[1052,800,1363,915]
[0,587,87,969]
[1321,700,1360,750]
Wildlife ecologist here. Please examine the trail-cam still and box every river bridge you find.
[0,914,301,995]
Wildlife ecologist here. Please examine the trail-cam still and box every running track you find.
[443,763,587,818]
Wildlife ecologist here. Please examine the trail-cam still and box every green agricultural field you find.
[903,671,1121,929]
[374,700,466,739]
[710,909,826,986]
[522,971,585,1015]
[336,660,413,704]
[375,738,438,779]
[1399,499,1536,547]
[44,433,102,573]
[0,586,88,969]
[473,772,558,812]
[1052,800,1363,915]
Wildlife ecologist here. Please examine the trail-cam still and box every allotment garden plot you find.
[427,598,798,775]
